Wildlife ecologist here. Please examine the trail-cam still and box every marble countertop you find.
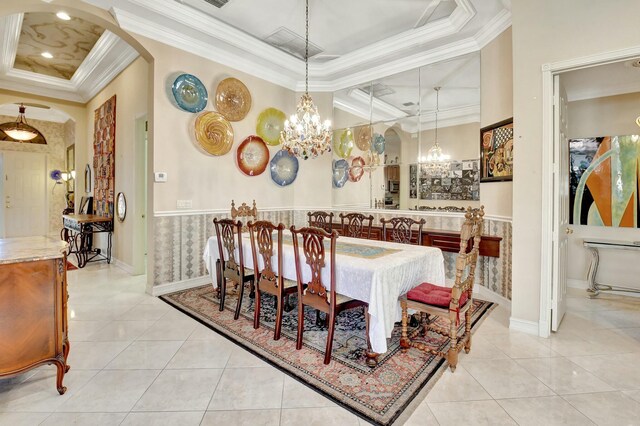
[0,236,68,265]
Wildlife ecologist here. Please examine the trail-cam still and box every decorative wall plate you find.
[334,129,354,159]
[348,156,365,182]
[172,74,208,113]
[270,149,299,186]
[116,192,127,222]
[372,133,386,154]
[194,111,234,156]
[215,77,251,121]
[355,125,372,151]
[237,135,269,176]
[332,159,349,188]
[256,107,286,145]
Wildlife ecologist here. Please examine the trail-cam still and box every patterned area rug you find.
[161,285,495,425]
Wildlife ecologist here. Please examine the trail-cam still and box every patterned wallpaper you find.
[14,13,105,80]
[153,208,512,301]
[0,114,73,235]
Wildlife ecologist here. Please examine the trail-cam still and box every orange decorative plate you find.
[215,77,251,122]
[194,111,234,156]
[237,135,269,176]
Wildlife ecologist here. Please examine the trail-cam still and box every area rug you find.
[161,286,495,425]
[66,261,78,271]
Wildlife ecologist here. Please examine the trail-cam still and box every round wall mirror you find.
[116,192,127,222]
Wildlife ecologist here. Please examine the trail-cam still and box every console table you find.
[0,236,70,394]
[583,238,640,297]
[62,214,113,268]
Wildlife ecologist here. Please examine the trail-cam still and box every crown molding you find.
[348,88,409,120]
[474,8,512,49]
[0,14,22,74]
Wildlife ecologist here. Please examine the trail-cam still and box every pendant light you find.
[422,87,450,174]
[280,0,332,160]
[3,104,39,141]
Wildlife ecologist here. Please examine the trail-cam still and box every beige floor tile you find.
[225,345,271,368]
[118,303,174,321]
[497,396,594,426]
[463,358,555,399]
[67,303,134,321]
[136,319,198,341]
[122,411,204,425]
[624,390,640,403]
[548,331,619,357]
[568,353,640,391]
[208,367,284,411]
[0,369,98,413]
[425,365,492,403]
[562,391,640,426]
[201,409,281,426]
[68,320,110,341]
[281,376,336,408]
[133,369,222,412]
[403,399,440,425]
[58,369,160,412]
[40,412,127,425]
[428,400,516,426]
[105,340,184,370]
[280,406,361,425]
[64,341,130,370]
[165,339,236,369]
[515,357,614,395]
[187,323,223,340]
[457,339,509,365]
[483,333,557,359]
[0,412,54,425]
[87,320,156,341]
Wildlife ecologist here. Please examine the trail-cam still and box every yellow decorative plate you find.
[256,107,286,145]
[355,125,372,151]
[194,111,234,156]
[333,129,354,159]
[215,77,251,122]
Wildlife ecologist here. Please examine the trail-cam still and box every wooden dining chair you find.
[290,226,369,364]
[307,211,334,232]
[399,206,484,372]
[339,212,374,239]
[248,220,297,340]
[213,218,255,320]
[380,217,425,245]
[231,199,258,231]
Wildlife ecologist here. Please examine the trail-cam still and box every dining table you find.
[202,230,445,358]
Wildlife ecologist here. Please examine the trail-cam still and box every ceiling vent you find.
[264,27,323,60]
[402,101,416,107]
[361,83,395,98]
[175,0,229,14]
[201,0,229,8]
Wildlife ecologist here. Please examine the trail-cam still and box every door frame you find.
[539,45,640,338]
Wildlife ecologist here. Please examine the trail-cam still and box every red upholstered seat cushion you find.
[407,282,468,308]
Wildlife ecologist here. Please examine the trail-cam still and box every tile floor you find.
[1,264,640,425]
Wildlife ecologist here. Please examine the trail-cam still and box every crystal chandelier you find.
[420,87,450,175]
[3,104,38,141]
[280,0,332,160]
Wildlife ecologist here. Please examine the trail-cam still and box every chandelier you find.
[3,104,38,141]
[421,87,450,175]
[280,0,332,160]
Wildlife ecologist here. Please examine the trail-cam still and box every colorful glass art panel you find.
[93,95,116,218]
[569,135,640,227]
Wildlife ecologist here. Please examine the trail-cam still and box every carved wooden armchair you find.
[290,226,368,364]
[213,218,255,320]
[380,216,426,245]
[399,206,484,372]
[307,211,334,232]
[339,212,374,239]
[248,220,297,340]
[231,199,258,231]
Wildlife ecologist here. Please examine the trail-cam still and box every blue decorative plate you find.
[172,74,208,113]
[270,149,299,186]
[372,133,385,154]
[332,159,349,188]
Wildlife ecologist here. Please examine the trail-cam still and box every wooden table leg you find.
[364,306,379,368]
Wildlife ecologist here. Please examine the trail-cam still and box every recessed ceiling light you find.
[41,52,53,59]
[56,11,71,21]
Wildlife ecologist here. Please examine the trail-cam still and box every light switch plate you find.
[176,200,192,209]
[154,172,168,182]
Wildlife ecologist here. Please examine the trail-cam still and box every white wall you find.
[566,92,640,289]
[511,0,640,324]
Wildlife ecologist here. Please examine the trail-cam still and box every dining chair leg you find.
[234,280,245,320]
[464,307,472,354]
[447,317,458,372]
[274,295,283,340]
[400,300,410,352]
[324,311,336,365]
[296,301,304,350]
[253,286,261,329]
[220,279,227,312]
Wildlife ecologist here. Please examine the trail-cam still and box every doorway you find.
[132,115,148,275]
[540,48,640,337]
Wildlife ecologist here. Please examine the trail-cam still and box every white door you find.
[552,74,570,331]
[4,151,47,237]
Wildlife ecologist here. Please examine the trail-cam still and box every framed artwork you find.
[418,160,479,201]
[480,118,513,182]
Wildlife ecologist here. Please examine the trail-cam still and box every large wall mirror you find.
[331,52,480,212]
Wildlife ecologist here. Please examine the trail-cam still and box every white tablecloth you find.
[203,231,445,353]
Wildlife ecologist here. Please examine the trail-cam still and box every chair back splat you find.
[380,216,425,245]
[339,212,374,239]
[231,199,258,231]
[307,211,334,233]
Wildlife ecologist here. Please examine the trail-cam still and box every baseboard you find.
[568,278,588,289]
[152,276,211,296]
[509,317,539,335]
[474,284,511,310]
[112,258,135,275]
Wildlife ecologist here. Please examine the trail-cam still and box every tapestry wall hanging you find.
[418,160,480,201]
[93,95,116,218]
[569,135,640,227]
[480,118,513,182]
